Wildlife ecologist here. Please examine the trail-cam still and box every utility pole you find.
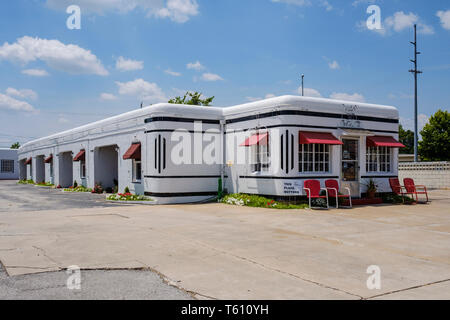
[301,74,304,96]
[409,24,422,162]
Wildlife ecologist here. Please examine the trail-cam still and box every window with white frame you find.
[133,159,142,182]
[298,144,330,173]
[251,135,270,172]
[366,146,392,172]
[50,161,54,178]
[1,160,14,173]
[80,160,86,178]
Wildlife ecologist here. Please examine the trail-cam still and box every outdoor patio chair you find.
[325,179,352,209]
[403,178,429,203]
[389,178,413,203]
[303,180,329,210]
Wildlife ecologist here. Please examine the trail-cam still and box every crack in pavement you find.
[364,278,450,299]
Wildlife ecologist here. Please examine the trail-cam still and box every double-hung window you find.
[298,144,330,173]
[1,160,14,173]
[250,133,270,173]
[133,159,142,182]
[80,160,86,178]
[366,146,392,173]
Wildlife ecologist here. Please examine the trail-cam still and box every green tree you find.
[399,125,414,154]
[10,142,20,149]
[419,109,450,161]
[168,91,214,106]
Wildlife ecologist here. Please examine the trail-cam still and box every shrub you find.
[73,180,78,188]
[91,183,103,194]
[124,186,130,194]
[64,185,92,193]
[222,194,308,210]
[107,193,153,202]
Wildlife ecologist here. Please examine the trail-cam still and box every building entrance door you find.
[341,138,360,197]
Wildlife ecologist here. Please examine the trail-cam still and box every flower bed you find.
[63,185,92,192]
[106,193,153,202]
[18,179,35,185]
[36,182,54,187]
[221,194,308,210]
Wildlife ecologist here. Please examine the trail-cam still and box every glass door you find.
[341,138,360,197]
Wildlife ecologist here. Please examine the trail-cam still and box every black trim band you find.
[144,175,226,179]
[239,175,340,180]
[226,110,399,125]
[145,130,221,134]
[361,175,398,179]
[144,191,217,197]
[145,116,220,124]
[226,124,398,134]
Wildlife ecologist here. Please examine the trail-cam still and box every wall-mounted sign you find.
[341,104,361,129]
[283,181,301,195]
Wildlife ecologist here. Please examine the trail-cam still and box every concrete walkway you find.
[0,181,449,299]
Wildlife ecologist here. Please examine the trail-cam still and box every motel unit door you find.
[340,138,360,198]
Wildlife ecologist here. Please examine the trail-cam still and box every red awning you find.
[299,132,343,145]
[239,133,268,147]
[44,154,53,163]
[367,136,405,148]
[25,157,32,165]
[123,143,141,160]
[73,150,86,162]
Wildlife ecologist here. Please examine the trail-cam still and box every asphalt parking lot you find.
[0,180,449,299]
[0,180,127,213]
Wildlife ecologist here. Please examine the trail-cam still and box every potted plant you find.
[364,179,378,199]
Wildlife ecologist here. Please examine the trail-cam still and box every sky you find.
[0,0,449,147]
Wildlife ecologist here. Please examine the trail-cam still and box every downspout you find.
[220,119,226,194]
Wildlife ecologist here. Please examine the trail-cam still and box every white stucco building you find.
[0,148,19,180]
[18,95,404,204]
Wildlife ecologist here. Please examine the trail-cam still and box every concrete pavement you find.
[0,180,449,299]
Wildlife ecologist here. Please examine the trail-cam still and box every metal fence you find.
[398,162,450,190]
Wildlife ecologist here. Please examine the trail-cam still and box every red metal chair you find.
[389,178,412,203]
[403,178,429,203]
[325,179,352,209]
[389,178,413,203]
[303,180,329,210]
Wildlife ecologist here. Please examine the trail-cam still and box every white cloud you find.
[320,0,332,11]
[352,0,376,7]
[437,10,450,30]
[328,60,340,70]
[0,36,108,75]
[164,69,182,76]
[115,56,143,71]
[297,87,322,98]
[271,0,311,7]
[5,88,38,101]
[186,61,205,71]
[400,114,429,132]
[21,68,49,77]
[47,0,199,23]
[200,73,224,82]
[265,93,276,99]
[99,93,117,101]
[115,78,166,103]
[330,92,365,102]
[360,11,434,36]
[0,93,37,112]
[152,0,199,23]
